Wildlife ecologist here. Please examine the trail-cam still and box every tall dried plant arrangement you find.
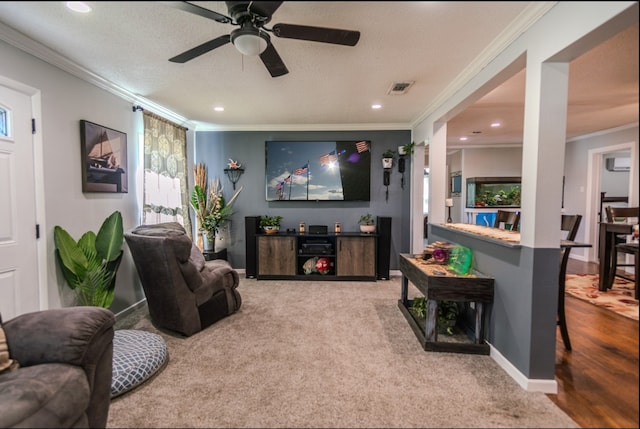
[190,163,243,243]
[194,162,207,190]
[193,162,207,249]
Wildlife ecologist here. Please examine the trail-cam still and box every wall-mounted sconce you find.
[224,159,244,190]
[446,198,454,223]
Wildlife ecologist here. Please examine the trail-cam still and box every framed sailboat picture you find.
[80,120,128,193]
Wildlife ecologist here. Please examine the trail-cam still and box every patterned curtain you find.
[142,111,192,237]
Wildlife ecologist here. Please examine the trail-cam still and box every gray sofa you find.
[0,306,115,428]
[125,222,241,337]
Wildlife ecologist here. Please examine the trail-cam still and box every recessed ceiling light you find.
[491,122,501,127]
[214,106,224,112]
[371,104,382,109]
[66,2,92,13]
[459,137,468,141]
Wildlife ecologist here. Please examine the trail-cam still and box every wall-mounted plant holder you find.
[224,167,244,190]
[224,159,244,190]
[383,169,391,201]
[382,149,395,202]
[398,156,406,189]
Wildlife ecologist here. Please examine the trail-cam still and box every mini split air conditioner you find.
[605,157,631,172]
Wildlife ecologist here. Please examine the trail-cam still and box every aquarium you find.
[466,177,521,208]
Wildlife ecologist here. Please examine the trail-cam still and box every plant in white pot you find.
[398,141,415,156]
[358,213,376,233]
[260,215,283,234]
[382,149,396,169]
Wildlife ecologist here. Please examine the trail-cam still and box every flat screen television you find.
[265,140,371,201]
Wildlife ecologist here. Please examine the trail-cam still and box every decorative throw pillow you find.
[0,318,19,373]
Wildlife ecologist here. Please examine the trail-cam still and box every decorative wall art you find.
[80,120,128,193]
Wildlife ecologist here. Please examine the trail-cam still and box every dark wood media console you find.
[255,232,378,281]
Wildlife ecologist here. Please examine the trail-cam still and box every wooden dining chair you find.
[604,206,639,290]
[558,214,582,351]
[493,210,520,231]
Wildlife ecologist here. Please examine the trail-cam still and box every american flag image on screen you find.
[294,163,309,175]
[319,151,337,166]
[355,141,370,153]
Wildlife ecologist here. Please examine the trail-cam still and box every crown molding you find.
[0,22,194,128]
[191,122,412,132]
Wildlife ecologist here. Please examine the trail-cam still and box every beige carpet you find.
[108,277,578,428]
[565,274,638,321]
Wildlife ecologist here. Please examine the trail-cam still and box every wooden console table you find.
[398,253,494,354]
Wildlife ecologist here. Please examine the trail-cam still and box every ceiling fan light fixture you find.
[231,28,269,56]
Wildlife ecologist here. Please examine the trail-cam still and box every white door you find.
[0,83,40,320]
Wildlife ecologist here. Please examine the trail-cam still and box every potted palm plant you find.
[53,210,123,308]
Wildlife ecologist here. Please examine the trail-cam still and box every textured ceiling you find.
[0,2,637,147]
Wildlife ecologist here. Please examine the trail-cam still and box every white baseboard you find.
[114,298,147,320]
[569,253,588,262]
[489,343,558,393]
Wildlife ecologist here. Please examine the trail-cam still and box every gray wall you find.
[563,125,639,260]
[0,39,147,315]
[194,130,412,271]
[601,154,630,197]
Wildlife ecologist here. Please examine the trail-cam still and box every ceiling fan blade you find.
[272,23,360,46]
[260,43,289,77]
[160,1,232,24]
[169,35,231,63]
[249,1,284,18]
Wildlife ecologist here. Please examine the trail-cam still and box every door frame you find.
[584,141,636,263]
[0,74,48,311]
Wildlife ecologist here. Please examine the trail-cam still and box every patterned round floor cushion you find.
[111,329,168,398]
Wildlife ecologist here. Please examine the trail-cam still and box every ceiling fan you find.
[161,1,360,77]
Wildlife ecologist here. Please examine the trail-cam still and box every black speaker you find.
[245,216,261,278]
[309,225,328,234]
[376,216,392,280]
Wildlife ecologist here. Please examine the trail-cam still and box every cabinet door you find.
[336,236,376,277]
[257,236,296,276]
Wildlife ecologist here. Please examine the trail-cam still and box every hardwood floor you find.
[548,259,639,428]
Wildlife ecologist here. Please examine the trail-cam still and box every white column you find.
[520,61,570,248]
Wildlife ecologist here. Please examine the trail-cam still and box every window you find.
[423,168,429,214]
[0,106,8,137]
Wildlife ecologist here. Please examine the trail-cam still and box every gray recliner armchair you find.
[125,222,241,337]
[0,306,115,428]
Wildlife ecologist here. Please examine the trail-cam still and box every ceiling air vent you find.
[387,81,415,95]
